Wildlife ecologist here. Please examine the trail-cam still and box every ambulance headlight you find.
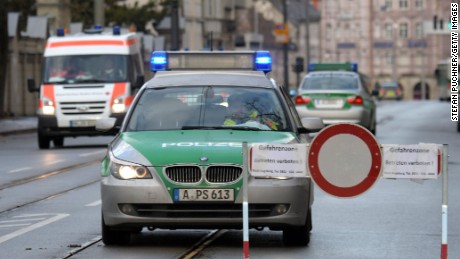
[111,98,126,113]
[110,161,152,180]
[42,98,55,115]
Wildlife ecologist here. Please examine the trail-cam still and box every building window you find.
[384,23,393,39]
[383,0,392,11]
[415,22,423,38]
[399,0,408,10]
[415,0,424,9]
[399,23,408,38]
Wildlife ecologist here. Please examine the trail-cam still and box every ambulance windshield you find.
[43,55,128,84]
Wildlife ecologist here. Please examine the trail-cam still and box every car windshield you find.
[301,74,358,90]
[43,55,128,84]
[126,86,288,132]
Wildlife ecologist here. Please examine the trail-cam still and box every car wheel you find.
[53,137,64,148]
[38,131,50,149]
[101,214,131,246]
[283,208,311,246]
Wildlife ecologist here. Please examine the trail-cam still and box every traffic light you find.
[293,57,304,73]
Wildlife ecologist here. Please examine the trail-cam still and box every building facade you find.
[319,0,452,100]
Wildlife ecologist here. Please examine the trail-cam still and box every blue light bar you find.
[254,51,272,72]
[56,27,65,37]
[150,51,168,72]
[113,26,121,35]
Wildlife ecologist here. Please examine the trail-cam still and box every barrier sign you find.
[308,124,382,198]
[382,144,439,179]
[250,143,307,177]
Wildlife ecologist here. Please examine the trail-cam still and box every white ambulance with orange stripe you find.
[28,26,145,149]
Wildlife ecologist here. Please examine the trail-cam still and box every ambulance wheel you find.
[102,214,131,246]
[38,132,50,149]
[53,137,64,147]
[283,208,311,246]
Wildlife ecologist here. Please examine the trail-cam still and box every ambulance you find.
[28,26,145,149]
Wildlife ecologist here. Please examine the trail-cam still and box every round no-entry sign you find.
[308,123,382,198]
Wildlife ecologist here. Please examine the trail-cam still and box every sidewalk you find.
[0,116,37,136]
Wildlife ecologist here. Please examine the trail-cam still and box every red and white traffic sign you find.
[308,123,382,198]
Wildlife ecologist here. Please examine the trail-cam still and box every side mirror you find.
[133,75,144,89]
[298,117,325,133]
[96,118,117,132]
[27,78,38,92]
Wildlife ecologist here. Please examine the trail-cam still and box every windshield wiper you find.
[75,78,106,83]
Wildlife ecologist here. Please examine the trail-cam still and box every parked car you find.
[294,62,378,135]
[378,81,404,100]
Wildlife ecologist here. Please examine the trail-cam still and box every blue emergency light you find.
[113,26,121,35]
[56,27,65,37]
[150,51,168,71]
[150,51,272,73]
[254,51,272,72]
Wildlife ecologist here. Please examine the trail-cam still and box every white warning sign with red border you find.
[308,123,382,198]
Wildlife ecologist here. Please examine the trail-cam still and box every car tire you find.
[101,214,131,246]
[53,137,64,148]
[283,207,311,246]
[38,131,50,149]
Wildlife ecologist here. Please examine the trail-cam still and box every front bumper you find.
[296,106,368,126]
[38,114,124,137]
[101,175,313,230]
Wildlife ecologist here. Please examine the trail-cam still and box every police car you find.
[294,62,378,135]
[97,51,324,246]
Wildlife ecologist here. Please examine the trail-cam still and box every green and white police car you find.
[294,62,378,135]
[97,51,324,246]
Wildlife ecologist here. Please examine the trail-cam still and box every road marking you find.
[0,224,32,228]
[85,200,101,207]
[0,218,46,223]
[78,150,105,157]
[0,213,69,244]
[7,167,32,174]
[47,159,64,165]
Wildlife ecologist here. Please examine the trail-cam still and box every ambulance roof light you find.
[56,27,65,37]
[113,25,121,35]
[150,50,272,73]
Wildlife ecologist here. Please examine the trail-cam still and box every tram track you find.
[0,160,101,215]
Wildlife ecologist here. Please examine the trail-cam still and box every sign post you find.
[242,142,250,259]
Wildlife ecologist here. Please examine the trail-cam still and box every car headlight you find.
[41,98,55,115]
[111,97,126,113]
[110,160,152,180]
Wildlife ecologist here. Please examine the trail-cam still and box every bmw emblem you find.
[200,157,208,162]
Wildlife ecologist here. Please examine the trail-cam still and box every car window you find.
[301,74,359,90]
[125,86,289,132]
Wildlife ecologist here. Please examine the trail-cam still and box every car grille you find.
[59,101,106,115]
[206,166,242,183]
[164,165,242,184]
[165,166,201,183]
[128,204,285,218]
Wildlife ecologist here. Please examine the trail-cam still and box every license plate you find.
[70,120,96,127]
[314,99,343,108]
[386,91,395,97]
[173,189,234,202]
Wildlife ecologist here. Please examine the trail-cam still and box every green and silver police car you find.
[97,51,324,246]
[294,62,378,135]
